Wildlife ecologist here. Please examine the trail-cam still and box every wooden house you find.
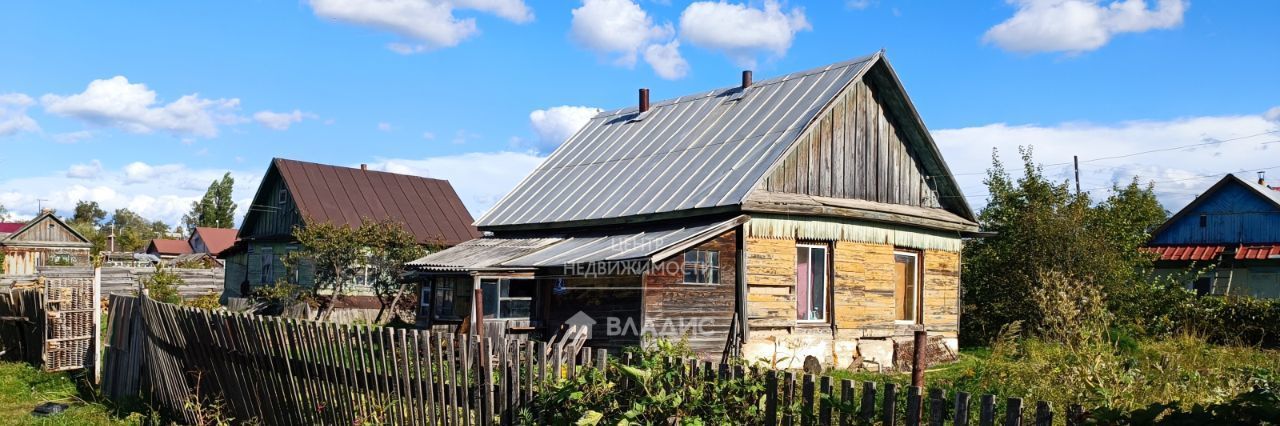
[221,158,479,308]
[189,227,237,256]
[1146,173,1280,298]
[146,239,193,259]
[0,210,93,275]
[408,52,979,369]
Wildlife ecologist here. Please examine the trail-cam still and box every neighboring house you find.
[408,52,978,368]
[190,227,237,256]
[146,239,193,259]
[0,210,93,275]
[1145,173,1280,298]
[221,158,479,306]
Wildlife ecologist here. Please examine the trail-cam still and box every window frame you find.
[893,250,922,324]
[259,246,275,285]
[479,278,534,321]
[682,249,721,285]
[795,243,830,324]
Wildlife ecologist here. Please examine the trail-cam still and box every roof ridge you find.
[274,157,448,182]
[594,52,880,119]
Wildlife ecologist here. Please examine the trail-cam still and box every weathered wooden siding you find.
[541,276,642,352]
[742,233,961,367]
[745,236,797,328]
[240,167,303,239]
[1151,181,1280,245]
[7,216,86,243]
[642,229,738,357]
[762,79,941,209]
[2,248,91,275]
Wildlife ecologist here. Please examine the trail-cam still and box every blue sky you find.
[1,0,1277,225]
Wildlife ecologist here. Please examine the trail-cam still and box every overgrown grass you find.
[828,335,1280,417]
[0,361,140,425]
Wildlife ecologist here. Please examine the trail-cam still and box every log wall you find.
[642,229,738,357]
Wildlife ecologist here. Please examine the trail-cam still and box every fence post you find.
[954,392,971,426]
[764,371,778,426]
[882,383,898,426]
[979,395,995,426]
[819,376,832,426]
[859,382,876,424]
[839,379,853,426]
[1034,401,1052,426]
[92,266,102,383]
[928,388,945,426]
[1005,398,1023,426]
[905,386,921,426]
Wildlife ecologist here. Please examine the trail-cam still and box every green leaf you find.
[576,410,603,426]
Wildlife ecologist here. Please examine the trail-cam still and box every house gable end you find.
[750,60,974,225]
[4,213,91,245]
[1151,175,1280,245]
[238,159,303,240]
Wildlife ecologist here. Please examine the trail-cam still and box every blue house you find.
[1146,172,1280,298]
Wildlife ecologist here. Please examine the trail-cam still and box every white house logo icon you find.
[565,311,597,339]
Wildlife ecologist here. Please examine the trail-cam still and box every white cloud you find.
[122,161,186,185]
[66,160,104,179]
[644,40,690,80]
[41,76,240,138]
[0,93,40,137]
[846,0,875,10]
[984,0,1187,54]
[309,0,532,54]
[932,109,1280,213]
[0,162,259,226]
[253,109,314,130]
[377,122,393,132]
[1265,106,1280,123]
[572,0,687,78]
[368,151,546,216]
[679,0,811,68]
[529,105,601,152]
[422,131,437,140]
[52,130,93,144]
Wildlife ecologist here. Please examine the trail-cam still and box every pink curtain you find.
[796,249,810,320]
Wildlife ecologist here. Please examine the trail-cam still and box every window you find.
[1199,214,1207,227]
[683,250,720,284]
[796,244,828,322]
[277,188,288,205]
[435,279,459,318]
[259,247,275,284]
[894,251,921,323]
[481,278,534,320]
[418,284,432,317]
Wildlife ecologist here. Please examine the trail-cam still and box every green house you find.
[221,158,479,305]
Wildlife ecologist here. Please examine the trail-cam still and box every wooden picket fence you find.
[103,294,1081,425]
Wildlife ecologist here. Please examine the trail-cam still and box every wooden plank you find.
[1033,401,1051,426]
[859,382,876,424]
[979,395,995,426]
[839,379,853,426]
[882,383,897,426]
[764,371,778,426]
[782,371,795,426]
[1066,404,1084,426]
[906,386,921,426]
[1004,398,1023,426]
[929,388,945,426]
[954,392,971,426]
[416,331,436,426]
[802,374,816,426]
[482,337,495,426]
[819,376,833,426]
[460,334,473,426]
[525,341,536,404]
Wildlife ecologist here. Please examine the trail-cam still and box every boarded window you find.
[683,250,720,284]
[796,244,828,322]
[894,251,920,322]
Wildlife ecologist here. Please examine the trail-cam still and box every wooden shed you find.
[1145,173,1280,298]
[0,211,93,275]
[409,52,979,368]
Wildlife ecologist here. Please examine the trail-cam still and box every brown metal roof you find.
[273,158,480,246]
[148,239,194,256]
[191,227,238,256]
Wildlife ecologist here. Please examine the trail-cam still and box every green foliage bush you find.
[142,265,184,305]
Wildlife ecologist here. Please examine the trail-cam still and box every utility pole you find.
[36,198,48,212]
[1073,155,1081,194]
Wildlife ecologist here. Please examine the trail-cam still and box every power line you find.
[948,163,1280,200]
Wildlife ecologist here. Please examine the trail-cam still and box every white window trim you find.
[796,243,829,324]
[479,277,534,321]
[893,250,921,325]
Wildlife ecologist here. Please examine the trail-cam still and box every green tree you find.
[960,148,1167,345]
[71,201,107,226]
[285,219,425,322]
[182,172,237,230]
[103,208,169,252]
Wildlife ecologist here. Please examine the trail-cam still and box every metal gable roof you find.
[476,54,880,228]
[267,158,481,246]
[1234,172,1280,207]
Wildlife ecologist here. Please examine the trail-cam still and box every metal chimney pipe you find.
[360,164,368,171]
[1260,171,1267,185]
[639,88,650,113]
[742,70,753,88]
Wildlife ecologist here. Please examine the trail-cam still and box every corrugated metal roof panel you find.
[410,216,745,271]
[475,54,879,228]
[273,159,481,246]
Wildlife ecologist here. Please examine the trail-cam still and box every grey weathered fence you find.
[103,295,1079,425]
[0,289,43,365]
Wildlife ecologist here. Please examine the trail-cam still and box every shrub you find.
[142,265,184,305]
[185,293,222,311]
